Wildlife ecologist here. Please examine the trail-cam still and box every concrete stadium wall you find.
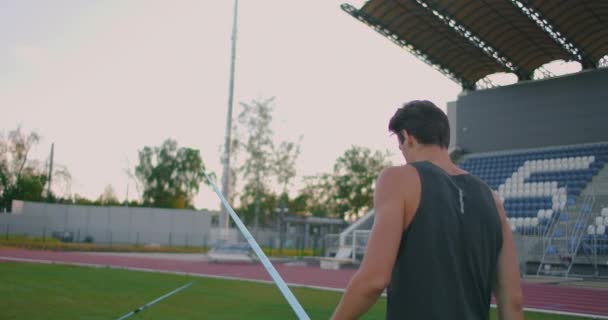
[451,68,608,153]
[0,201,213,246]
[447,100,458,149]
[1,201,346,249]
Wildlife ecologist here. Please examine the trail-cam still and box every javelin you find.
[115,282,192,320]
[204,172,311,320]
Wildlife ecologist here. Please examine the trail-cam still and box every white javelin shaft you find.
[204,173,310,320]
[116,282,192,320]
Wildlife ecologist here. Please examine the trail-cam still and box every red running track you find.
[1,248,607,318]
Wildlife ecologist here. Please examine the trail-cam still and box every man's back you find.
[386,161,502,320]
[331,101,522,320]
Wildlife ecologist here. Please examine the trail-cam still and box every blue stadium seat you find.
[462,143,608,237]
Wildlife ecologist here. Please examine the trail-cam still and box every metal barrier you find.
[352,230,371,263]
[578,235,608,277]
[324,234,340,257]
[322,223,608,277]
[511,223,546,277]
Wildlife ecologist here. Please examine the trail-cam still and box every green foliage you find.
[234,144,390,220]
[236,98,276,228]
[299,146,391,220]
[97,185,120,206]
[0,127,49,210]
[55,194,100,206]
[289,192,309,215]
[135,139,212,209]
[237,184,278,226]
[233,98,301,228]
[274,139,301,192]
[1,170,47,207]
[55,194,141,207]
[297,174,336,217]
[333,146,392,219]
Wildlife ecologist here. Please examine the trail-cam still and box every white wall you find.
[1,201,213,246]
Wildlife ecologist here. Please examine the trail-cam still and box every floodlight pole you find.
[46,143,54,200]
[220,0,239,240]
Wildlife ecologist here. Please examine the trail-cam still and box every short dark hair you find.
[388,100,450,148]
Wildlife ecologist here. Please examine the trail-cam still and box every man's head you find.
[388,100,450,162]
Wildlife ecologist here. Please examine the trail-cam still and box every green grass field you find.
[0,262,594,319]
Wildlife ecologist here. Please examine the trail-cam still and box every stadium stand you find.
[459,143,608,236]
[330,143,608,274]
[337,0,608,277]
[582,207,608,255]
[456,143,608,276]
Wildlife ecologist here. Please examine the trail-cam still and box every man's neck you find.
[409,146,459,173]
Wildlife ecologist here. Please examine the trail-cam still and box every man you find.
[332,100,523,319]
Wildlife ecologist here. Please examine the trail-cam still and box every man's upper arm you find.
[356,166,415,288]
[492,192,524,315]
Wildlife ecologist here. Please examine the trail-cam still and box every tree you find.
[274,139,302,194]
[236,98,277,231]
[295,173,337,217]
[1,169,48,209]
[48,164,72,201]
[135,139,212,209]
[234,98,303,230]
[0,127,48,210]
[296,146,391,220]
[98,185,120,206]
[332,146,391,219]
[272,138,301,224]
[237,183,278,226]
[72,194,96,206]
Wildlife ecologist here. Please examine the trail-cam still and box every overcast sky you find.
[1,0,462,210]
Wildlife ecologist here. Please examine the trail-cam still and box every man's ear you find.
[402,129,414,147]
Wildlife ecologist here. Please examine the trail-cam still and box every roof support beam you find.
[340,3,472,88]
[413,0,524,80]
[512,0,597,69]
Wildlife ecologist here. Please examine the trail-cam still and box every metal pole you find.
[205,173,310,320]
[352,231,356,264]
[46,143,54,200]
[219,0,239,240]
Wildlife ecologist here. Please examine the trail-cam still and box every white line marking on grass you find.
[1,256,606,319]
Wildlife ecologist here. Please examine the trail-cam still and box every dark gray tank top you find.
[386,161,502,320]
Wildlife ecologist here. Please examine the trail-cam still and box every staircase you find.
[583,165,608,198]
[536,196,594,276]
[536,164,608,277]
[324,209,375,261]
[576,166,608,273]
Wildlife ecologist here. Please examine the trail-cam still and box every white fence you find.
[0,201,213,246]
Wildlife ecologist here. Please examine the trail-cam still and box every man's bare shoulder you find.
[491,190,501,202]
[377,165,420,190]
[490,190,504,207]
[490,190,508,222]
